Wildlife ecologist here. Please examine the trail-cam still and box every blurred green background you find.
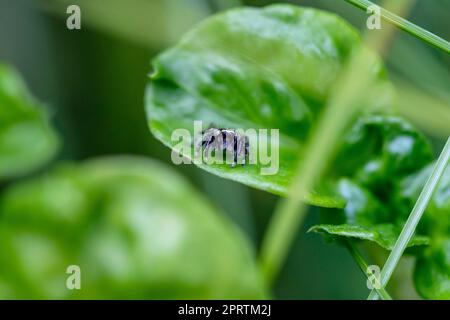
[0,0,448,299]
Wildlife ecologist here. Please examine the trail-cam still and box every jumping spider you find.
[196,126,249,168]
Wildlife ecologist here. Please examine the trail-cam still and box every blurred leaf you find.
[0,156,265,299]
[145,4,393,207]
[414,237,450,299]
[309,224,429,250]
[394,79,450,138]
[389,37,450,101]
[0,63,59,179]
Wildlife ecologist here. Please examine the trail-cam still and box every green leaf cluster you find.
[311,115,434,250]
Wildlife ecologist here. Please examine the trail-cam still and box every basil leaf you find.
[0,157,265,299]
[414,238,450,300]
[397,163,450,298]
[333,115,433,193]
[309,224,429,250]
[0,64,59,179]
[145,5,393,208]
[396,162,450,235]
[310,116,432,249]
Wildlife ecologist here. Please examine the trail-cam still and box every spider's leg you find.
[222,131,228,150]
[195,132,207,156]
[220,131,231,165]
[231,135,237,168]
[203,142,212,160]
[244,137,250,162]
[235,134,247,166]
[242,138,247,165]
[235,135,243,166]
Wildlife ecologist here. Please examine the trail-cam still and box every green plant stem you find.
[344,240,392,300]
[368,137,450,300]
[344,0,450,54]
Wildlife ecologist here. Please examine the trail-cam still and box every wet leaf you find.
[145,5,392,208]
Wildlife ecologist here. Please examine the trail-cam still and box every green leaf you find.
[333,178,388,226]
[396,162,450,235]
[333,115,433,192]
[0,63,59,179]
[414,237,450,299]
[397,163,450,299]
[0,156,265,299]
[145,4,393,208]
[309,224,429,251]
[311,116,433,250]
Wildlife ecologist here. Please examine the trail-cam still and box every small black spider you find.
[196,126,249,167]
